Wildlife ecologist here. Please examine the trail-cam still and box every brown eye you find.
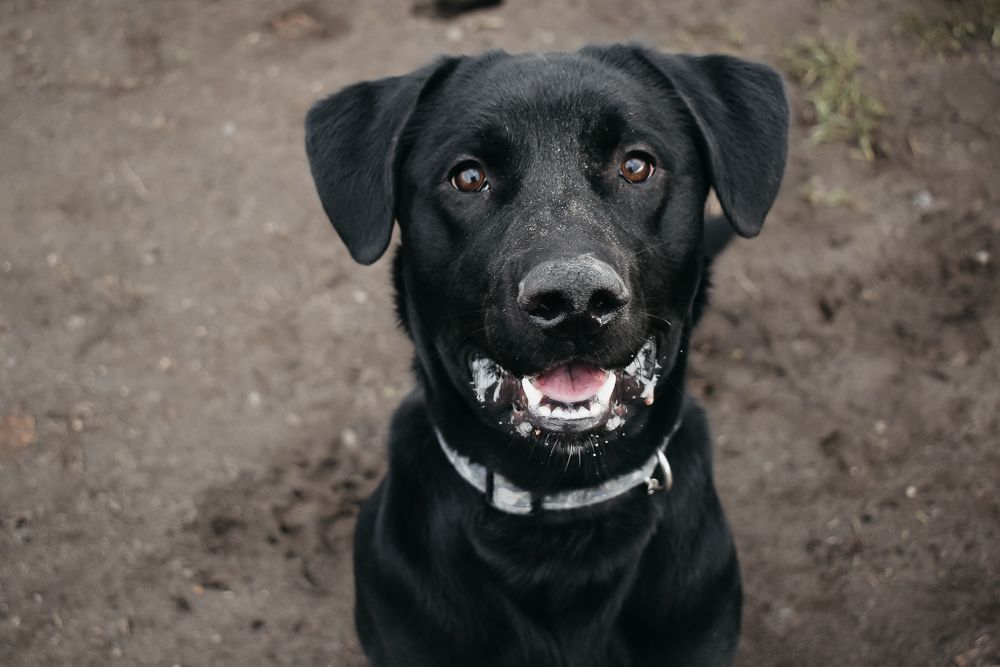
[450,162,489,192]
[620,153,654,184]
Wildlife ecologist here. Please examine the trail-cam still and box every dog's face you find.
[306,46,787,488]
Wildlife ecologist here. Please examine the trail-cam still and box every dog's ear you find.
[643,49,789,238]
[305,58,460,264]
[584,45,789,238]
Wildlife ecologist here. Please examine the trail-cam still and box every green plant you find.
[800,176,857,208]
[900,0,1000,58]
[783,36,886,161]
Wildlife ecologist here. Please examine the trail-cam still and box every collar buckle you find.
[645,448,673,494]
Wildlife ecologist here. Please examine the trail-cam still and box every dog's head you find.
[306,46,787,490]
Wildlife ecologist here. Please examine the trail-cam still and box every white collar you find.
[435,419,679,515]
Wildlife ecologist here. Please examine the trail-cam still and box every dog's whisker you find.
[638,310,672,327]
[630,239,673,257]
[425,325,491,364]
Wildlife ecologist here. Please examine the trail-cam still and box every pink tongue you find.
[531,362,608,404]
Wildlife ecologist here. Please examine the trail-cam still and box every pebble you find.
[340,428,359,450]
[912,190,934,211]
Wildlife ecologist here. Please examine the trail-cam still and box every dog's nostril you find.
[588,289,625,318]
[532,293,570,322]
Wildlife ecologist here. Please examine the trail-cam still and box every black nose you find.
[517,256,630,338]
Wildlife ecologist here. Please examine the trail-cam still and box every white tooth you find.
[551,406,569,419]
[595,372,616,405]
[521,378,543,408]
[538,405,552,417]
[574,406,590,419]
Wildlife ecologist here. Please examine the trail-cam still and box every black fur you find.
[305,45,788,666]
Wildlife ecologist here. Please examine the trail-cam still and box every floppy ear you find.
[304,58,460,264]
[584,45,789,238]
[644,50,789,238]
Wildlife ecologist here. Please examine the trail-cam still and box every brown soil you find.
[1,0,997,665]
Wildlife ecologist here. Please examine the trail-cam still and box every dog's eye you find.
[620,153,655,184]
[450,162,489,193]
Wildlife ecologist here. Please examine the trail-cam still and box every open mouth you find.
[469,339,660,438]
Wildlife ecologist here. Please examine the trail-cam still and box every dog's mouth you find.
[469,339,660,438]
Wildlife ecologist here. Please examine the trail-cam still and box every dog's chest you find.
[460,503,665,662]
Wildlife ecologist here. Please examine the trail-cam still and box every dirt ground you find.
[1,0,998,665]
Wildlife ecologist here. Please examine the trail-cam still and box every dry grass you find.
[899,0,1000,58]
[800,176,857,209]
[783,35,886,162]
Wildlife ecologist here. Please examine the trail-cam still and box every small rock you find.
[340,428,359,449]
[416,0,502,18]
[468,15,506,30]
[912,189,934,211]
[860,288,879,303]
[247,391,262,409]
[0,405,36,458]
[269,8,329,40]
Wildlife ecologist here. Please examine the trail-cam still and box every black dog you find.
[305,45,788,666]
